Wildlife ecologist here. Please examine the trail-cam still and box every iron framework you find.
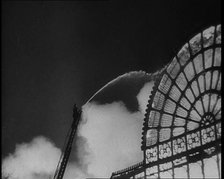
[111,24,221,179]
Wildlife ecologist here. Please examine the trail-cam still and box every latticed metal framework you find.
[111,24,221,179]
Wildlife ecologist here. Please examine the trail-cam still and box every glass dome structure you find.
[111,24,221,179]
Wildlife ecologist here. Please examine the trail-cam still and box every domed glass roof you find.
[142,24,221,150]
[111,24,221,179]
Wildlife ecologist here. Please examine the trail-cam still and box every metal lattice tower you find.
[53,105,81,179]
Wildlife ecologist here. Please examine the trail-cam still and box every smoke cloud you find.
[2,136,61,179]
[2,136,91,179]
[74,81,155,177]
[2,72,155,179]
[136,81,154,113]
[79,101,143,177]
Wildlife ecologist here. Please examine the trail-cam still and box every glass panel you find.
[209,94,218,113]
[189,109,201,122]
[176,72,188,90]
[205,71,211,90]
[204,49,213,69]
[195,100,204,116]
[189,161,203,178]
[203,26,215,48]
[187,131,201,150]
[213,97,221,119]
[173,127,185,137]
[189,33,202,55]
[158,74,172,94]
[191,80,199,97]
[213,48,221,67]
[135,172,144,179]
[212,70,219,89]
[174,117,186,127]
[176,106,188,118]
[174,165,188,178]
[187,121,199,131]
[146,129,158,146]
[169,85,181,102]
[201,126,216,145]
[216,24,221,44]
[159,128,171,142]
[161,114,173,127]
[215,110,221,120]
[146,166,158,177]
[167,57,180,79]
[217,73,221,91]
[204,156,219,178]
[216,122,221,139]
[178,43,190,66]
[185,88,195,103]
[184,62,195,81]
[164,99,176,114]
[159,142,172,159]
[173,136,186,155]
[202,94,209,113]
[160,170,173,178]
[194,54,203,74]
[152,91,165,110]
[180,97,191,110]
[198,75,205,93]
[148,110,160,127]
[146,147,158,163]
[218,153,221,177]
[159,162,172,171]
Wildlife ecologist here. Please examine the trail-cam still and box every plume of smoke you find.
[2,71,156,179]
[2,136,90,179]
[79,101,144,177]
[136,81,154,113]
[74,78,155,177]
[2,136,61,179]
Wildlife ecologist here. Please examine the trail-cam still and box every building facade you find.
[111,24,221,179]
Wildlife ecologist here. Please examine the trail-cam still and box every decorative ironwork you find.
[111,24,221,179]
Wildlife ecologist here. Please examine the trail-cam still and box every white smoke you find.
[2,73,155,179]
[79,101,144,177]
[2,136,90,179]
[75,80,155,177]
[2,136,61,179]
[136,81,154,113]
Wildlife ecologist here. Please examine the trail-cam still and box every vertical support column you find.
[157,144,160,179]
[214,122,221,179]
[199,129,205,179]
[144,161,147,179]
[171,161,175,179]
[201,159,205,179]
[216,154,221,179]
[158,166,160,179]
[170,139,175,179]
[185,137,190,179]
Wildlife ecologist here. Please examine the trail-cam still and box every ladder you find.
[53,104,81,179]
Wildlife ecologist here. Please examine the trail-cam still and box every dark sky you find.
[2,0,220,158]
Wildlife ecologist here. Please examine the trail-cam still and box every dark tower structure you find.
[111,24,221,179]
[53,105,81,179]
